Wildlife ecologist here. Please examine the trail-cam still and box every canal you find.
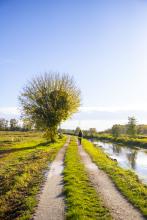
[92,140,147,184]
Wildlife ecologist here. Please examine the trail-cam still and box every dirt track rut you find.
[33,139,70,220]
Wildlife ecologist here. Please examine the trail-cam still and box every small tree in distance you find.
[10,118,18,131]
[111,124,120,138]
[127,116,137,137]
[19,72,81,142]
[75,127,81,136]
[89,128,97,137]
[0,118,9,131]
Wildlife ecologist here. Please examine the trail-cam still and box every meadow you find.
[0,131,66,220]
[1,131,147,219]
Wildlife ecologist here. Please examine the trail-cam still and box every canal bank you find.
[91,140,147,184]
[82,139,147,217]
[89,135,147,149]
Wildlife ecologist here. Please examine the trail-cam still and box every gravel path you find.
[33,139,70,220]
[78,144,145,220]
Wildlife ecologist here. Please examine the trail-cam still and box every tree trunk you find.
[45,127,57,142]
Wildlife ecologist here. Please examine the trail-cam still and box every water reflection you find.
[92,140,147,184]
[126,150,137,170]
[112,143,122,155]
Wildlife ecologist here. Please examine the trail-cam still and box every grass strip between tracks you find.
[63,138,111,220]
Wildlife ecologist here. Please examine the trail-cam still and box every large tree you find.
[19,73,81,141]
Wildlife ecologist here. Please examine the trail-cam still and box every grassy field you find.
[0,131,66,220]
[1,132,147,219]
[63,138,111,220]
[82,139,147,217]
[91,134,147,149]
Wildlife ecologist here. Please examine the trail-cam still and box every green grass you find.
[63,138,111,220]
[82,139,147,217]
[0,131,66,220]
[0,131,43,152]
[94,134,147,149]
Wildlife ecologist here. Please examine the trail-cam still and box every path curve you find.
[78,144,145,220]
[33,138,70,220]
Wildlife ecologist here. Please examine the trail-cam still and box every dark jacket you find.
[78,130,83,138]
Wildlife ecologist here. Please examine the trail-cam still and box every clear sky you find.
[1,0,147,130]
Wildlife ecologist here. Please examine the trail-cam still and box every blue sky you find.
[1,0,147,130]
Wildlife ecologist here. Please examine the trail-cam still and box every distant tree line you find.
[0,118,32,131]
[102,116,147,138]
[62,116,147,139]
[61,127,98,137]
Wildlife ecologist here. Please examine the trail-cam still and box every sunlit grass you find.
[0,131,42,152]
[83,139,147,217]
[95,134,147,149]
[0,131,66,220]
[63,138,111,220]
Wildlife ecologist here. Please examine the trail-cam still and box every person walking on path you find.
[78,129,83,145]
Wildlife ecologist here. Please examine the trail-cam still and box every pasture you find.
[0,131,66,220]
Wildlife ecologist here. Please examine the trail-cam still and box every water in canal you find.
[92,140,147,184]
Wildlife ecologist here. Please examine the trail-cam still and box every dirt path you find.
[33,138,70,220]
[78,144,145,220]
